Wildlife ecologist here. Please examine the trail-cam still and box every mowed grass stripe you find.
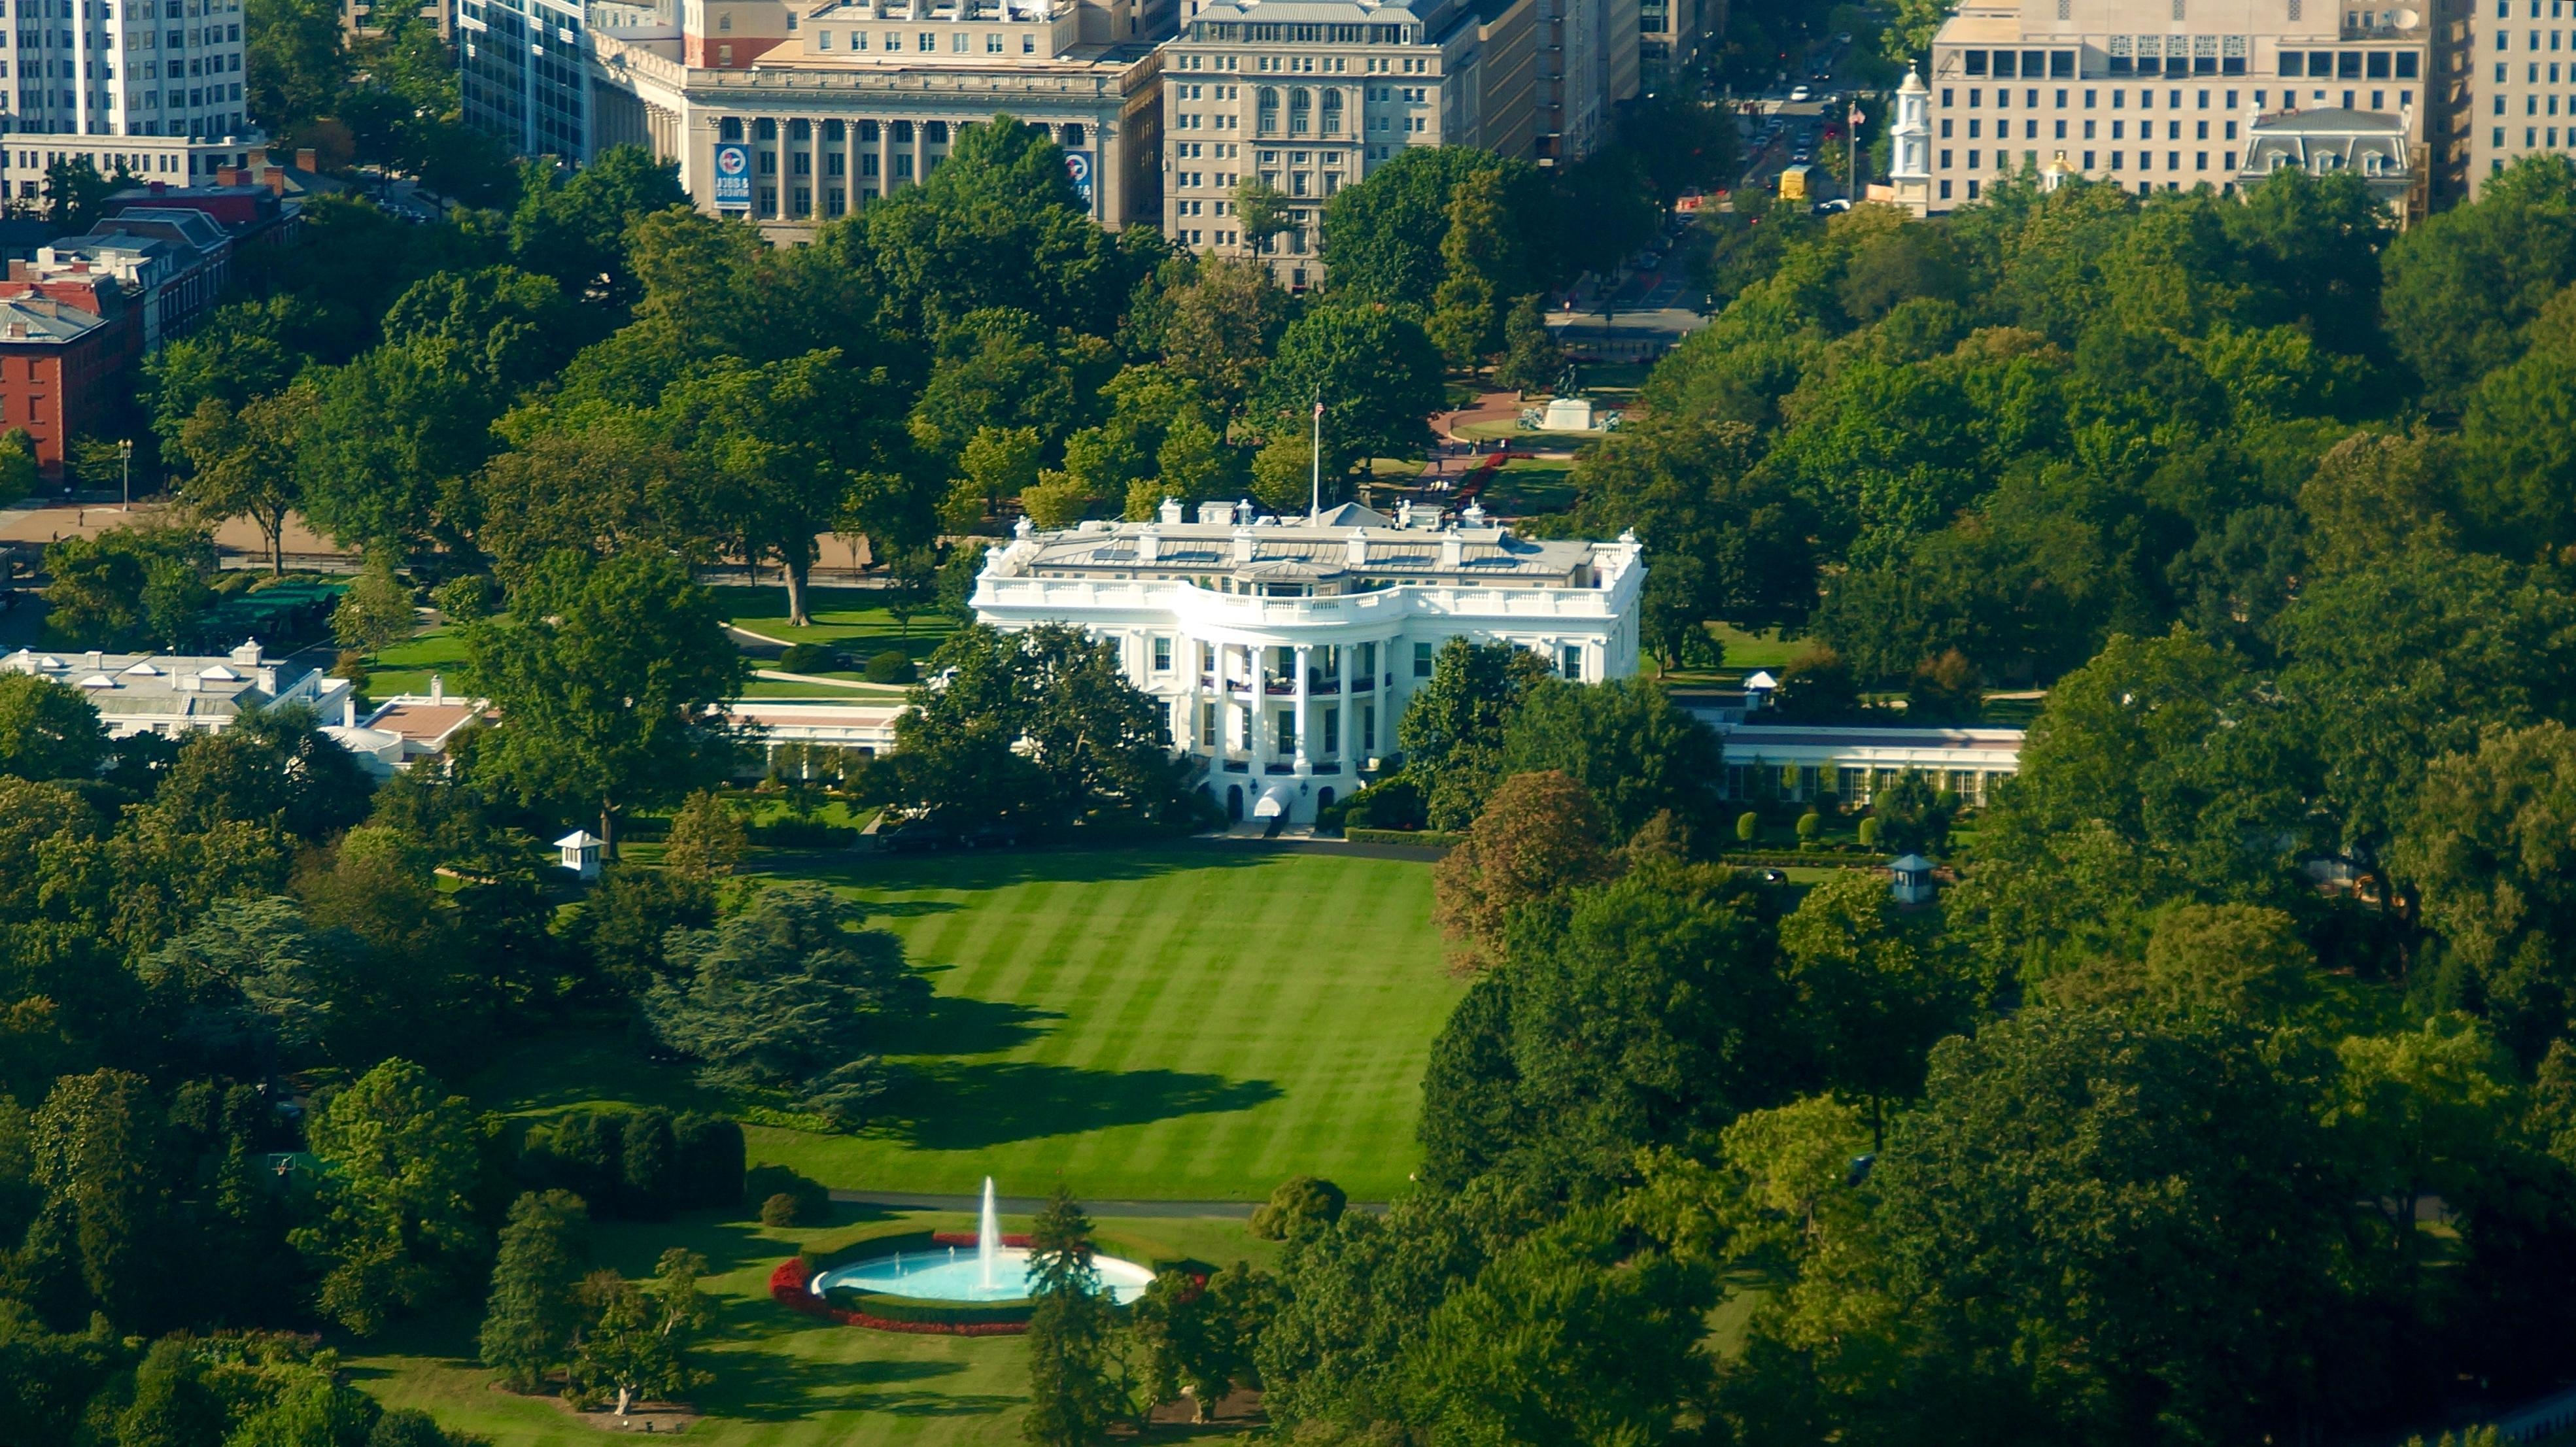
[494,848,1457,1200]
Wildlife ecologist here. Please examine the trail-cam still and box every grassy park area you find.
[360,624,472,698]
[348,1206,1281,1445]
[470,845,1457,1204]
[708,583,959,663]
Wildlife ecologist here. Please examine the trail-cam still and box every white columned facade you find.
[972,504,1647,824]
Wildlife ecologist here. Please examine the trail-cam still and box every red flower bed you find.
[767,1255,1029,1336]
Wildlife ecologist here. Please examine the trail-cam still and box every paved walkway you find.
[830,1189,1262,1219]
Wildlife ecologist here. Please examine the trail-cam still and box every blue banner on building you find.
[713,143,752,206]
[1063,150,1095,213]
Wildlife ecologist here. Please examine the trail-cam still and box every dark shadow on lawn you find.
[899,985,1059,1057]
[877,1061,1282,1151]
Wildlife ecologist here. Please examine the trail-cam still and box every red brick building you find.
[0,283,137,481]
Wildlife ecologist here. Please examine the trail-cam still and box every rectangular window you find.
[1152,636,1172,671]
[1940,178,1953,198]
[1558,645,1582,680]
[1322,706,1339,755]
[1361,702,1376,753]
[1413,641,1434,677]
[1358,641,1377,681]
[1276,710,1295,753]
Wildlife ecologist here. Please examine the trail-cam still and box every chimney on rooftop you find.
[1137,525,1159,563]
[1231,524,1256,564]
[297,148,318,172]
[1440,528,1464,570]
[215,166,245,186]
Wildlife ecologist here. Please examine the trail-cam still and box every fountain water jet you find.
[978,1176,1001,1291]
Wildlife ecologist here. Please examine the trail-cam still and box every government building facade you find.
[970,498,1645,823]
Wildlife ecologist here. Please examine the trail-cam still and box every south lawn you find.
[348,1206,1281,1446]
[471,845,1458,1204]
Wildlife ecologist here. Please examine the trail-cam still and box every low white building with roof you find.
[971,497,1645,823]
[0,639,354,739]
[1696,721,2025,809]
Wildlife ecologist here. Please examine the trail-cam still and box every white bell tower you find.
[1891,65,1932,216]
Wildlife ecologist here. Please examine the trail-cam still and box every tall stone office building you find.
[1892,0,2444,221]
[0,0,260,201]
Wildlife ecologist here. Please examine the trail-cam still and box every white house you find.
[971,498,1647,823]
[1,639,355,739]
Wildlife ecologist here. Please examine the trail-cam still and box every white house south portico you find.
[970,498,1646,823]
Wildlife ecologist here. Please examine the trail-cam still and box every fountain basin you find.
[812,1246,1154,1305]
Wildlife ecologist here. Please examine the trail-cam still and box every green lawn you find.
[363,624,472,698]
[347,1205,1279,1446]
[470,846,1457,1203]
[1473,458,1582,518]
[710,585,959,665]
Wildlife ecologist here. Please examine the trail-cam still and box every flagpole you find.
[1309,389,1322,521]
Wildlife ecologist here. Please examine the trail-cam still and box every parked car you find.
[1789,84,1812,101]
[965,823,1022,850]
[1791,147,1813,163]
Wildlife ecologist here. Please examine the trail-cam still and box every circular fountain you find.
[796,1178,1157,1331]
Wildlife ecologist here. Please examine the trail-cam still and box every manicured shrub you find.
[1736,811,1761,843]
[864,649,918,685]
[619,1108,677,1219]
[1857,815,1883,847]
[778,642,840,673]
[1336,771,1428,832]
[1796,811,1822,842]
[760,1192,806,1227]
[1250,1175,1348,1240]
[746,1163,831,1224]
[673,1112,746,1207]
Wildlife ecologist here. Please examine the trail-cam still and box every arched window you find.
[926,120,948,142]
[755,116,778,140]
[1061,122,1084,146]
[859,118,880,141]
[825,118,845,141]
[1257,86,1280,133]
[789,118,811,141]
[719,116,744,141]
[1320,87,1343,133]
[1290,86,1312,133]
[894,119,914,141]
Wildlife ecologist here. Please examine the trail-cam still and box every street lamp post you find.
[118,437,131,512]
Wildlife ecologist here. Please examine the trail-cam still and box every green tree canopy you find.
[461,550,746,855]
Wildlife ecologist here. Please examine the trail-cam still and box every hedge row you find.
[1720,849,1897,869]
[1343,828,1466,849]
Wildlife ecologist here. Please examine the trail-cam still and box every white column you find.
[1292,643,1312,774]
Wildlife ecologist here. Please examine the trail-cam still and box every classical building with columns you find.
[584,0,1169,240]
[969,498,1645,824]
